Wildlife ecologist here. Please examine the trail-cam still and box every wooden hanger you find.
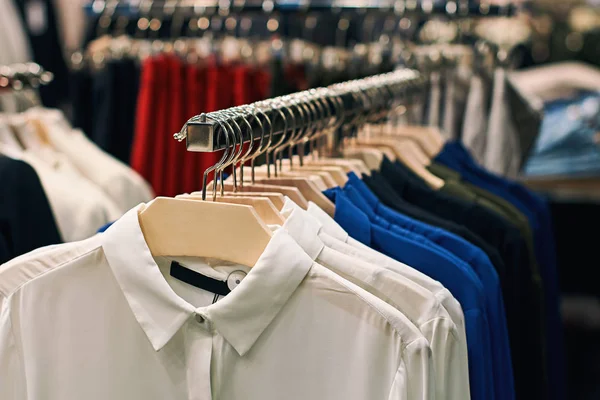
[202,182,308,209]
[351,143,397,161]
[199,181,300,210]
[178,194,285,225]
[300,156,370,176]
[257,177,336,217]
[246,167,330,191]
[390,125,445,157]
[343,147,384,171]
[138,197,272,267]
[200,183,286,210]
[277,153,349,185]
[354,136,430,163]
[287,164,348,186]
[393,140,431,165]
[351,132,444,188]
[299,170,337,188]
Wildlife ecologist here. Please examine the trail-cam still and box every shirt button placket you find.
[185,312,214,400]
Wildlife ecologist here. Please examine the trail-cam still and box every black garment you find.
[0,232,10,263]
[378,157,547,400]
[91,65,114,150]
[14,0,69,108]
[364,172,507,280]
[549,200,600,399]
[74,59,140,163]
[110,59,140,163]
[0,156,61,264]
[70,67,94,136]
[549,200,600,295]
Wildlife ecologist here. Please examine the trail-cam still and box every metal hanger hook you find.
[201,114,232,201]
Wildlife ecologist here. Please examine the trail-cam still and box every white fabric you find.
[54,0,86,53]
[0,115,121,239]
[306,201,467,344]
[33,146,122,221]
[0,143,114,241]
[483,68,521,178]
[32,109,154,213]
[0,117,22,152]
[427,71,442,128]
[442,70,457,140]
[0,204,430,400]
[282,199,469,400]
[0,0,32,64]
[0,0,34,113]
[461,74,489,164]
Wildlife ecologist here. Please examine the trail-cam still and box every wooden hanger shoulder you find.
[202,182,309,209]
[244,166,329,191]
[258,177,335,217]
[211,186,286,210]
[138,197,272,267]
[343,147,383,171]
[292,165,348,186]
[180,194,285,225]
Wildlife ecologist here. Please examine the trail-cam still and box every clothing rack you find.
[175,68,426,152]
[85,0,519,18]
[0,63,54,93]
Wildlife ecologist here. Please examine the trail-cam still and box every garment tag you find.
[25,0,47,36]
[170,261,247,297]
[170,261,231,296]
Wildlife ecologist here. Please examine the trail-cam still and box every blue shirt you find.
[344,177,515,400]
[97,222,114,233]
[327,188,496,400]
[437,141,564,400]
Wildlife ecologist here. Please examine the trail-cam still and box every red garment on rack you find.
[149,55,171,196]
[199,63,231,189]
[253,67,271,101]
[181,63,203,194]
[131,59,273,195]
[232,64,253,106]
[161,55,188,196]
[285,63,308,91]
[130,57,159,188]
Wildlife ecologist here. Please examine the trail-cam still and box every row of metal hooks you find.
[174,67,425,200]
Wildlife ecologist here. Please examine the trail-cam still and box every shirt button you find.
[227,270,247,291]
[195,314,205,323]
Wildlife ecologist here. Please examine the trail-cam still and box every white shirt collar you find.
[280,199,324,260]
[306,201,349,241]
[101,204,314,356]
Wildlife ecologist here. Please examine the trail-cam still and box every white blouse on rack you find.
[280,198,469,400]
[0,204,432,400]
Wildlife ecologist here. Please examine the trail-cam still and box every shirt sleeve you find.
[387,358,408,400]
[404,337,435,400]
[422,318,471,400]
[0,302,26,399]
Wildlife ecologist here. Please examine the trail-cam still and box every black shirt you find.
[91,59,141,164]
[15,0,69,108]
[0,156,61,264]
[364,172,507,280]
[378,157,548,400]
